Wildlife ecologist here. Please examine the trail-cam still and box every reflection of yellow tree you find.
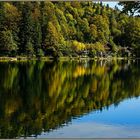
[0,60,140,138]
[3,66,18,90]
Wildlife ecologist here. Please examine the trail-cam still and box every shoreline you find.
[0,56,138,62]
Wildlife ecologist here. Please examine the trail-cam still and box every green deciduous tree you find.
[0,30,17,55]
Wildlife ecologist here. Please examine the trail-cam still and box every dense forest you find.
[0,60,140,138]
[0,2,139,58]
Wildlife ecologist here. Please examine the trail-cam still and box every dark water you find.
[0,59,140,138]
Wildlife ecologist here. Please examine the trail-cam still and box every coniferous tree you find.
[19,2,34,55]
[32,2,42,55]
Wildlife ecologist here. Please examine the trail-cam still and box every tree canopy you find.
[0,2,139,57]
[119,2,140,16]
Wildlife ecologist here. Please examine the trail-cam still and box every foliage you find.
[72,40,85,52]
[0,2,139,57]
[119,2,140,16]
[0,30,17,55]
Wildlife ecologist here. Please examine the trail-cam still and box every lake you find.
[0,59,140,138]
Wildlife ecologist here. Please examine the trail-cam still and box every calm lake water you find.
[0,59,140,138]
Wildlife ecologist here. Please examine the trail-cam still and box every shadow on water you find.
[0,59,140,138]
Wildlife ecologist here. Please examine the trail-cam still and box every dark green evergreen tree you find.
[19,2,34,55]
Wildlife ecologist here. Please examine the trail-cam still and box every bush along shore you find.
[0,2,139,60]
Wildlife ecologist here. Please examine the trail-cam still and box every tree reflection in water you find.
[0,59,139,138]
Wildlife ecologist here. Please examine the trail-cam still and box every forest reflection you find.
[0,59,140,138]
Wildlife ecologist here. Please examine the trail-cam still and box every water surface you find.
[0,59,140,138]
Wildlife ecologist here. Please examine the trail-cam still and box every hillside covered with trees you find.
[0,2,140,58]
